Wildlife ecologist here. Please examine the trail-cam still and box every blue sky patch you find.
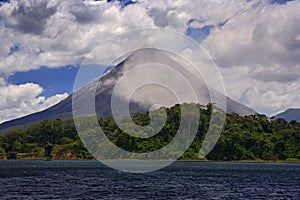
[186,18,229,43]
[0,0,10,3]
[8,66,79,97]
[8,44,20,56]
[107,0,137,8]
[186,25,214,43]
[218,19,229,28]
[8,64,110,98]
[270,0,294,4]
[186,18,206,26]
[73,64,108,91]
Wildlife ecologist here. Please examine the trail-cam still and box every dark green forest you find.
[0,103,299,161]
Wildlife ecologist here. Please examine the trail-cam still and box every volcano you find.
[0,49,255,132]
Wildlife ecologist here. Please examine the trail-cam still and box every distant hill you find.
[0,49,255,132]
[274,109,300,122]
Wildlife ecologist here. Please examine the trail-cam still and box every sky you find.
[0,0,299,123]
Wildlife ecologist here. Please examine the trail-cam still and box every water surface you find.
[0,160,299,199]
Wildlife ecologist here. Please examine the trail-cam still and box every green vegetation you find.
[0,119,93,160]
[0,104,299,161]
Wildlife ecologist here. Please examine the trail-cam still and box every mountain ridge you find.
[274,108,300,122]
[0,49,256,132]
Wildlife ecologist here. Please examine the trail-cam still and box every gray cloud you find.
[148,7,185,31]
[148,8,168,27]
[204,5,300,70]
[70,2,101,24]
[251,69,300,83]
[1,0,58,35]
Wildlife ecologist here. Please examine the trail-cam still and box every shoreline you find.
[1,158,299,163]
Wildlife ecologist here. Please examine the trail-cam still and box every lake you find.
[0,160,299,199]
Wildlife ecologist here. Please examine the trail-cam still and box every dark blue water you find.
[0,161,299,199]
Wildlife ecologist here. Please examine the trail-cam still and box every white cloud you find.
[0,0,156,75]
[0,77,5,86]
[243,80,300,116]
[202,0,300,115]
[0,0,257,75]
[203,1,300,70]
[220,66,300,115]
[0,82,68,123]
[0,0,299,118]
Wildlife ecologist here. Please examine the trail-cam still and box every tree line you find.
[0,103,299,161]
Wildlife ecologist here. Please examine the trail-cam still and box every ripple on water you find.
[0,161,299,199]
